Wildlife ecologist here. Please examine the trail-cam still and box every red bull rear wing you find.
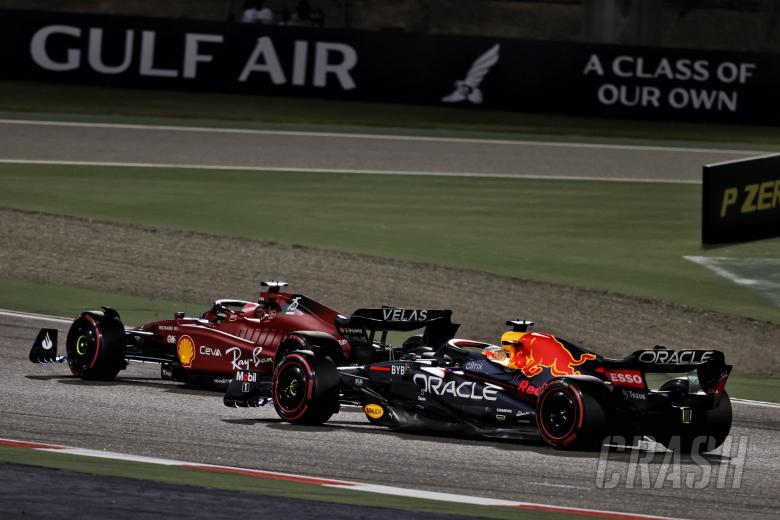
[603,346,731,396]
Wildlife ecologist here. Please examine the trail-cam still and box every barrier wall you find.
[2,9,780,124]
[702,154,780,244]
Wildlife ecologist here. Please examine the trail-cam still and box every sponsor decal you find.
[283,296,302,314]
[622,389,646,400]
[509,333,596,377]
[199,346,222,357]
[464,360,484,371]
[225,346,271,371]
[637,350,713,364]
[30,27,358,90]
[158,325,176,331]
[166,335,176,344]
[42,333,53,350]
[496,414,506,421]
[605,369,646,389]
[517,379,545,397]
[381,308,428,321]
[369,365,392,372]
[583,54,756,114]
[442,44,500,104]
[391,364,409,376]
[496,408,513,413]
[413,373,500,401]
[177,335,195,367]
[339,327,365,335]
[720,179,780,219]
[363,404,384,420]
[234,371,257,383]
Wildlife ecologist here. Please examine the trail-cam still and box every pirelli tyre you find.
[272,352,340,425]
[536,379,607,450]
[652,379,732,453]
[65,310,126,380]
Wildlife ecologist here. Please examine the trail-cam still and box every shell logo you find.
[177,335,195,367]
[363,404,384,420]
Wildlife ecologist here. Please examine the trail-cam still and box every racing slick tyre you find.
[651,379,732,453]
[536,379,607,450]
[65,310,126,381]
[272,352,340,425]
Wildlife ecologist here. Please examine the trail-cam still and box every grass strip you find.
[1,163,778,323]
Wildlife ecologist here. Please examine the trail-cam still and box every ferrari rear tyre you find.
[536,379,607,450]
[66,310,126,381]
[272,352,340,425]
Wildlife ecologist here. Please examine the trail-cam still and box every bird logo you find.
[442,44,500,104]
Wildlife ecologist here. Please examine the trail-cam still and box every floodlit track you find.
[1,313,778,519]
[0,118,777,518]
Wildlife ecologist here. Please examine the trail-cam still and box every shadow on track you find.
[25,374,216,396]
[219,416,734,463]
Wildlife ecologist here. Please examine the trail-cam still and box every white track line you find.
[0,118,762,155]
[5,308,779,410]
[0,159,701,184]
[0,437,679,520]
[731,398,780,409]
[0,308,72,324]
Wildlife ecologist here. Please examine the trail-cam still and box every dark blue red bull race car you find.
[226,316,733,453]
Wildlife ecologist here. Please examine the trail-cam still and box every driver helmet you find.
[482,343,518,369]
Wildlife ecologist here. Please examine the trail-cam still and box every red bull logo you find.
[504,332,596,377]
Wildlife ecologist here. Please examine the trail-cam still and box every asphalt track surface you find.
[2,314,779,519]
[0,120,757,182]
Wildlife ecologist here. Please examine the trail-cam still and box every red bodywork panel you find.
[141,291,346,376]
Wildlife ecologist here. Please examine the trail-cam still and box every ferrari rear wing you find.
[605,347,732,395]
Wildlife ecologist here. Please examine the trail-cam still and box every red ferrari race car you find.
[28,281,456,390]
[227,319,733,452]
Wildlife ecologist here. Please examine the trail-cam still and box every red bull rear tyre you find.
[536,379,607,450]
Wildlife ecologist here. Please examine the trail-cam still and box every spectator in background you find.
[242,0,274,24]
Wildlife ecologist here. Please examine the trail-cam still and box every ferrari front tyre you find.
[65,311,126,380]
[536,379,607,450]
[272,352,339,425]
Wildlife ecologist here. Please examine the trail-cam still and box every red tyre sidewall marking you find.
[274,354,312,421]
[84,314,102,370]
[537,383,583,444]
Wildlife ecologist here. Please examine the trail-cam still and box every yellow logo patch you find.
[363,404,384,420]
[177,335,195,367]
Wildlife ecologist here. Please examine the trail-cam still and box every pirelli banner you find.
[702,155,780,244]
[2,9,780,124]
